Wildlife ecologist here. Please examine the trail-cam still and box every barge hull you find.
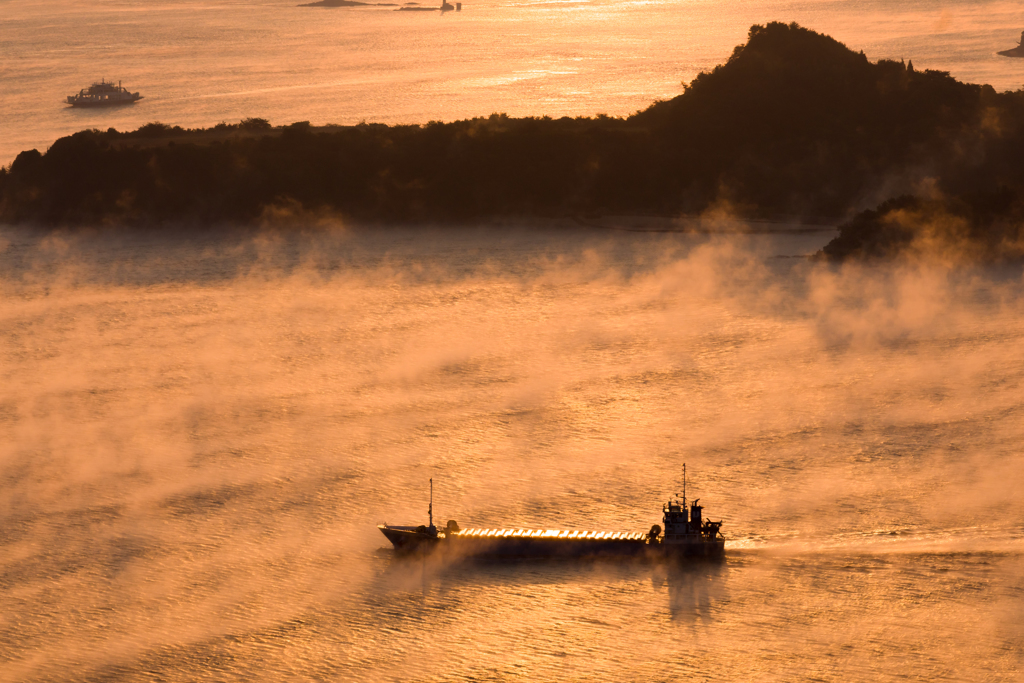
[378,525,724,559]
[446,536,723,559]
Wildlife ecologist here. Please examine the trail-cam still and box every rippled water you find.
[4,0,1024,165]
[1,223,1022,680]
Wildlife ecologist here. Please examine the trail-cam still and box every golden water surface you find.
[1,224,1021,680]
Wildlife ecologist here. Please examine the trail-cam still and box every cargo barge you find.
[378,466,725,559]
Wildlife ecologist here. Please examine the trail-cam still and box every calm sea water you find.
[0,224,1022,680]
[3,0,1024,165]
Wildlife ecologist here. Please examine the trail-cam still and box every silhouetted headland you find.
[818,191,1024,262]
[4,22,1024,260]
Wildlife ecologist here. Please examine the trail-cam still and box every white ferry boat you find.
[66,80,143,107]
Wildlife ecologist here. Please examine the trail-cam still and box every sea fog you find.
[1,223,1021,681]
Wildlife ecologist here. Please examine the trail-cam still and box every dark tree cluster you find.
[4,22,1024,258]
[819,189,1024,261]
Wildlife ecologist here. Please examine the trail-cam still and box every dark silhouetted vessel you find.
[397,0,459,10]
[378,466,725,559]
[66,80,143,107]
[998,31,1024,58]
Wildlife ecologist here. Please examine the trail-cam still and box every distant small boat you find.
[998,30,1024,58]
[66,80,143,107]
[397,0,460,10]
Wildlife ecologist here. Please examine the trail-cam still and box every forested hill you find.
[3,22,1024,259]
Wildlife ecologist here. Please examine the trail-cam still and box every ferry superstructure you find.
[66,80,143,107]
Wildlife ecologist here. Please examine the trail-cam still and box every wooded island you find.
[4,22,1024,260]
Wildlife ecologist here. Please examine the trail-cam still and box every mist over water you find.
[4,0,1024,165]
[1,224,1022,680]
[6,0,1024,677]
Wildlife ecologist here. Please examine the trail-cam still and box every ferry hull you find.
[67,97,142,108]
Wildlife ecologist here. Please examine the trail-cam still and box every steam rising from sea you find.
[1,224,1021,681]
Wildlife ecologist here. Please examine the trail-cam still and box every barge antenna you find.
[682,463,686,507]
[429,478,433,529]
